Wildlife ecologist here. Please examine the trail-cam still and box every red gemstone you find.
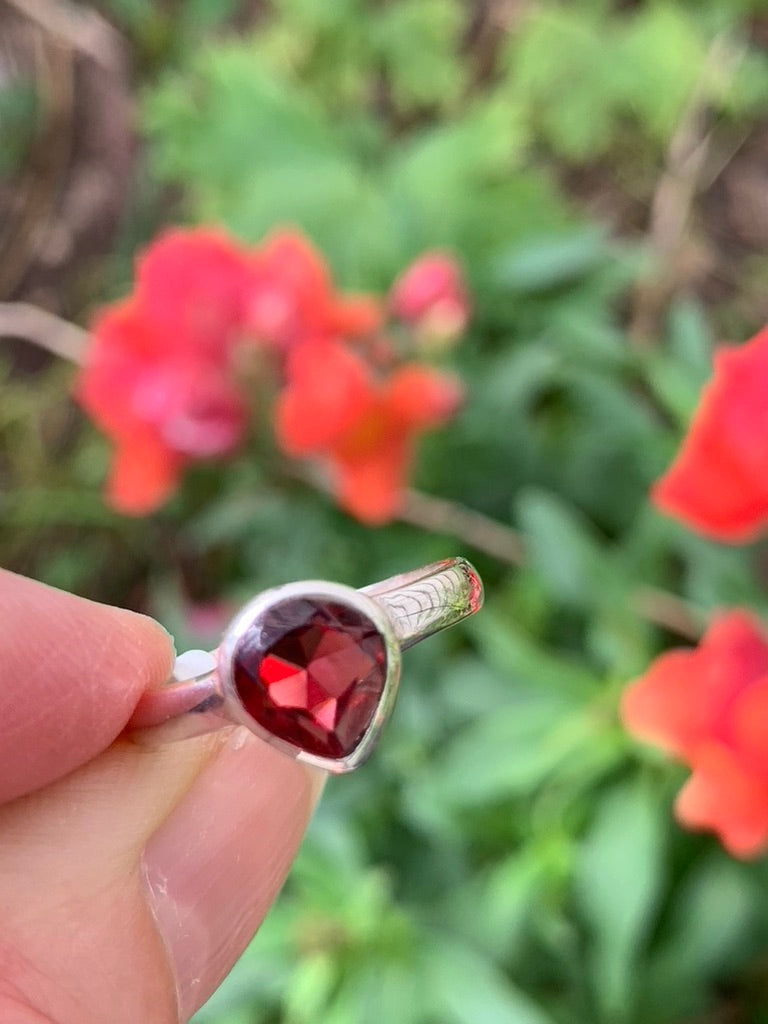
[232,597,387,759]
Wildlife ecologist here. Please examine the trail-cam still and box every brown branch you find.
[629,35,741,344]
[0,301,89,364]
[631,586,705,642]
[400,489,704,639]
[400,489,526,566]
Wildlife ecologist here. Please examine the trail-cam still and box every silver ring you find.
[128,558,483,773]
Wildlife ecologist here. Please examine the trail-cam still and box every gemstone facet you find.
[232,597,388,759]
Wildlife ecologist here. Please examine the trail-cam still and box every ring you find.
[128,557,483,773]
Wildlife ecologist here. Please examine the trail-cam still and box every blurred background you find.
[2,1,768,1021]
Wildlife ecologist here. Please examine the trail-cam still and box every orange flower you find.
[621,611,768,857]
[249,231,381,350]
[275,341,462,523]
[652,325,768,542]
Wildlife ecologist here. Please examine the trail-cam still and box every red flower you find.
[77,226,467,520]
[621,611,768,857]
[275,341,462,523]
[389,252,470,346]
[652,325,768,542]
[136,228,256,356]
[78,229,255,514]
[249,231,381,350]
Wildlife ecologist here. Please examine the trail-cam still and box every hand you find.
[0,569,323,1023]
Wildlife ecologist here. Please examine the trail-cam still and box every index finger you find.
[0,569,174,803]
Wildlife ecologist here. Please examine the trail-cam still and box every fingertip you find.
[0,570,176,803]
[100,604,178,699]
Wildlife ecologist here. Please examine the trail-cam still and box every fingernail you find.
[143,729,324,1020]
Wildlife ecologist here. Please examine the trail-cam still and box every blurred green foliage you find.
[5,1,768,1022]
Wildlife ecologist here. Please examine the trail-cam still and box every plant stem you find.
[628,34,738,344]
[400,489,526,566]
[0,302,89,364]
[401,489,704,640]
[631,586,705,641]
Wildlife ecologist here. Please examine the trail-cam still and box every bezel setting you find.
[216,580,402,774]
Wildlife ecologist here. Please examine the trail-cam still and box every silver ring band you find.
[128,557,483,773]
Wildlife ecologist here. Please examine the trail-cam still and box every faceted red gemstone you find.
[232,597,387,759]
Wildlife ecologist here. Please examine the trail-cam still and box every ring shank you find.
[128,649,230,743]
[361,557,483,649]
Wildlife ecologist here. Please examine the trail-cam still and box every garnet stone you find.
[232,597,388,760]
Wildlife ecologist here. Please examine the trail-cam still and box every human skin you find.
[0,569,324,1023]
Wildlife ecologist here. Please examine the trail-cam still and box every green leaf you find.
[643,351,707,424]
[447,845,561,960]
[637,855,762,1020]
[493,229,610,293]
[271,0,364,30]
[1,487,121,528]
[641,297,713,423]
[144,48,396,283]
[574,779,666,1020]
[431,699,589,807]
[320,957,426,1024]
[425,939,555,1024]
[468,608,599,698]
[501,7,618,162]
[284,953,336,1024]
[387,114,569,271]
[371,0,467,112]
[666,297,714,381]
[614,5,709,143]
[348,960,427,1024]
[515,488,614,610]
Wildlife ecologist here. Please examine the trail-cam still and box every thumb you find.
[0,733,324,1023]
[0,572,324,1023]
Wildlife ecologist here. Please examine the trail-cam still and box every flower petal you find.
[653,326,768,542]
[275,342,372,455]
[334,438,410,525]
[326,294,382,338]
[730,676,768,776]
[385,365,463,428]
[676,742,768,858]
[621,649,704,758]
[107,434,184,515]
[621,610,768,759]
[389,251,470,338]
[77,301,160,439]
[136,228,254,356]
[699,610,768,706]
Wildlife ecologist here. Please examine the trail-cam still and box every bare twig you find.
[400,489,526,566]
[401,489,704,639]
[631,585,705,641]
[629,35,741,343]
[0,301,89,364]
